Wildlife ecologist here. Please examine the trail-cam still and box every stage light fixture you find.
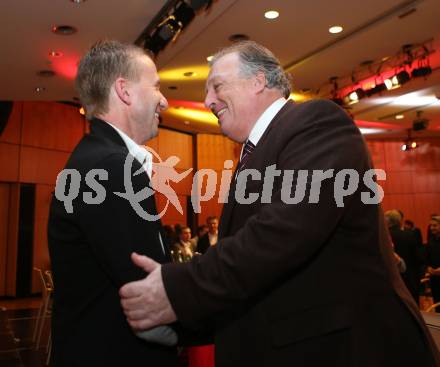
[345,88,365,104]
[173,1,195,28]
[412,66,432,78]
[141,1,199,55]
[365,83,387,97]
[384,78,393,90]
[413,110,429,131]
[401,128,419,152]
[392,70,411,87]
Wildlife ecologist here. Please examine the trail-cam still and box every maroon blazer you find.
[162,100,440,367]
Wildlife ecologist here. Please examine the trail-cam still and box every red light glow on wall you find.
[51,56,79,80]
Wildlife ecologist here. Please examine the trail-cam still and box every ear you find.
[114,77,131,105]
[254,72,266,94]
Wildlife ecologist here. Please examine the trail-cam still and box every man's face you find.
[204,53,258,143]
[207,219,218,234]
[129,55,168,143]
[431,221,440,237]
[180,228,191,242]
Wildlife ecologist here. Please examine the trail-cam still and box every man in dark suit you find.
[48,40,177,366]
[385,209,422,303]
[120,41,440,366]
[196,216,218,254]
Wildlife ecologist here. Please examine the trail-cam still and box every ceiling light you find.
[329,26,343,34]
[206,55,213,62]
[70,0,86,3]
[52,25,77,35]
[49,51,63,58]
[228,34,250,42]
[183,71,197,77]
[35,87,46,93]
[395,114,404,120]
[37,70,56,77]
[264,10,279,19]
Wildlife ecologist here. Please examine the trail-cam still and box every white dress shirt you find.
[240,97,288,158]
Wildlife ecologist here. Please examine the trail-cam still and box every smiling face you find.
[204,52,260,143]
[179,227,192,242]
[128,55,168,143]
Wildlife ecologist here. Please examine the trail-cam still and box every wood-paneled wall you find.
[196,134,240,225]
[0,102,86,296]
[367,139,440,242]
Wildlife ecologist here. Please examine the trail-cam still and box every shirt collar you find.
[247,97,287,146]
[105,122,153,178]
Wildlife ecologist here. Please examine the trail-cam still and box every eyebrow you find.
[205,75,218,93]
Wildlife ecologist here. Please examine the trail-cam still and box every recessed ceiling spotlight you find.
[35,87,46,93]
[37,70,56,77]
[183,71,197,77]
[228,34,250,42]
[206,55,213,62]
[52,25,77,35]
[183,120,190,125]
[395,114,404,119]
[70,0,87,3]
[264,10,279,19]
[329,25,343,34]
[49,51,63,58]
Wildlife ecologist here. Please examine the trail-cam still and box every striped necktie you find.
[236,140,256,175]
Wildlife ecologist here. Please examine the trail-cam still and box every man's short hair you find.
[432,216,440,224]
[206,216,218,223]
[385,209,402,228]
[210,41,291,99]
[75,40,149,120]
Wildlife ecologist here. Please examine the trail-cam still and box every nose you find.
[204,88,216,111]
[159,93,168,111]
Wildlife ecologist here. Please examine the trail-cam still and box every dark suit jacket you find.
[196,232,215,254]
[48,119,177,367]
[389,225,422,301]
[162,100,440,367]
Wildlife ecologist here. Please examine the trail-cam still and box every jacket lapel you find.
[218,100,296,238]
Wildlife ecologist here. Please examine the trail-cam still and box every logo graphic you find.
[54,146,386,220]
[114,147,192,221]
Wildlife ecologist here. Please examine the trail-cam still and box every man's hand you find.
[119,253,177,330]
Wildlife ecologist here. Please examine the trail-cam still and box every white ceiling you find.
[1,0,440,139]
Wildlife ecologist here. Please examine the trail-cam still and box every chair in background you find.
[32,267,53,351]
[44,270,54,365]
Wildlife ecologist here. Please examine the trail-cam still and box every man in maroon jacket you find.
[120,41,439,367]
